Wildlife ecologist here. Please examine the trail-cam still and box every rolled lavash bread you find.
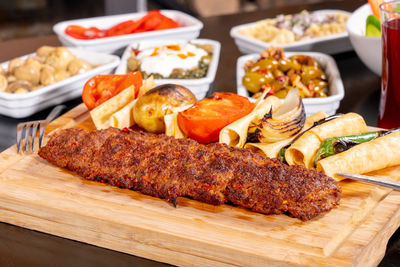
[164,105,193,139]
[317,130,400,180]
[219,95,281,148]
[244,111,328,158]
[285,113,368,169]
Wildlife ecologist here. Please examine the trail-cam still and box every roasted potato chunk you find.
[133,84,197,133]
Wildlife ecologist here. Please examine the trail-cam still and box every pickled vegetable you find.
[242,47,329,99]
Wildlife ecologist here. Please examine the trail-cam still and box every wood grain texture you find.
[0,103,399,267]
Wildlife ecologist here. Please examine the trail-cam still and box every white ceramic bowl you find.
[115,39,221,100]
[236,52,345,116]
[346,4,381,76]
[230,10,352,55]
[53,10,203,54]
[0,48,120,118]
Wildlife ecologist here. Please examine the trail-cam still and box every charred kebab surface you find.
[38,128,340,221]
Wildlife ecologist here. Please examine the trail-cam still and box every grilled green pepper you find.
[313,128,400,167]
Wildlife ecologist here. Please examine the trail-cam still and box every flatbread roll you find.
[285,113,368,169]
[90,77,155,130]
[244,111,328,158]
[164,105,193,138]
[90,85,136,130]
[317,131,400,180]
[219,95,281,148]
[110,100,137,129]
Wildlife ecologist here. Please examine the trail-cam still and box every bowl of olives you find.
[236,47,344,115]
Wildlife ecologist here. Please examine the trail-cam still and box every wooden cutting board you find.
[0,104,399,267]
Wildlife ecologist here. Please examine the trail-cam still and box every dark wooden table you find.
[0,0,399,266]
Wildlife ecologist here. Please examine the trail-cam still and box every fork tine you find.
[39,121,48,149]
[16,123,25,153]
[31,121,40,152]
[23,122,33,153]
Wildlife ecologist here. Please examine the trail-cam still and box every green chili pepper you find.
[312,128,400,168]
[278,145,289,164]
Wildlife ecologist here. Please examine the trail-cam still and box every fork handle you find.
[45,105,66,122]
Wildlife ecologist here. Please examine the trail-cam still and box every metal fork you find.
[16,105,65,153]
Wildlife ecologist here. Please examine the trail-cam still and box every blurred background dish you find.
[236,51,344,115]
[0,48,120,118]
[230,9,352,55]
[115,39,220,99]
[346,3,381,76]
[53,10,203,54]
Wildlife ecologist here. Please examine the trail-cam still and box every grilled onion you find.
[247,88,305,143]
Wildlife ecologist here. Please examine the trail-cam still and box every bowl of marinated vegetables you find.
[236,47,344,115]
[54,10,203,54]
[0,46,120,118]
[115,39,220,99]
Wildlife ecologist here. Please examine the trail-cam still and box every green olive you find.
[242,72,266,93]
[270,76,289,91]
[263,71,275,84]
[311,79,329,97]
[273,69,284,77]
[278,59,290,72]
[301,66,324,84]
[250,59,278,72]
[274,89,288,99]
[290,60,302,72]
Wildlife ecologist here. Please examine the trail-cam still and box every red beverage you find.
[378,17,400,128]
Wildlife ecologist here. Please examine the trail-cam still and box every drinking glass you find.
[378,0,400,128]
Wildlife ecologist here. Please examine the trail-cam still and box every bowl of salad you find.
[346,3,382,76]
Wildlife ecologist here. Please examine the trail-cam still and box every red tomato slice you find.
[142,15,163,31]
[154,17,179,30]
[65,25,87,39]
[82,72,143,110]
[177,93,254,143]
[65,10,179,39]
[132,10,162,32]
[106,20,137,36]
[65,25,105,39]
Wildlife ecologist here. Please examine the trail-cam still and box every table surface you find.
[0,0,399,266]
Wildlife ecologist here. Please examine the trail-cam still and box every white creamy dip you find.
[136,43,208,77]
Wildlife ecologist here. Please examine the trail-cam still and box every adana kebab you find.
[38,128,341,221]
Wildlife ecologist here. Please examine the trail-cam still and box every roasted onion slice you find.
[247,88,305,143]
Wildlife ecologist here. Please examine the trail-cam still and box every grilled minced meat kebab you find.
[38,128,340,221]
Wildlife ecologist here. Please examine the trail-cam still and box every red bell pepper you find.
[65,10,180,40]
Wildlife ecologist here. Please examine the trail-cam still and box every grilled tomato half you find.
[82,71,143,110]
[177,92,254,143]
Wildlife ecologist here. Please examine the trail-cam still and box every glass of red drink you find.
[378,1,400,128]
